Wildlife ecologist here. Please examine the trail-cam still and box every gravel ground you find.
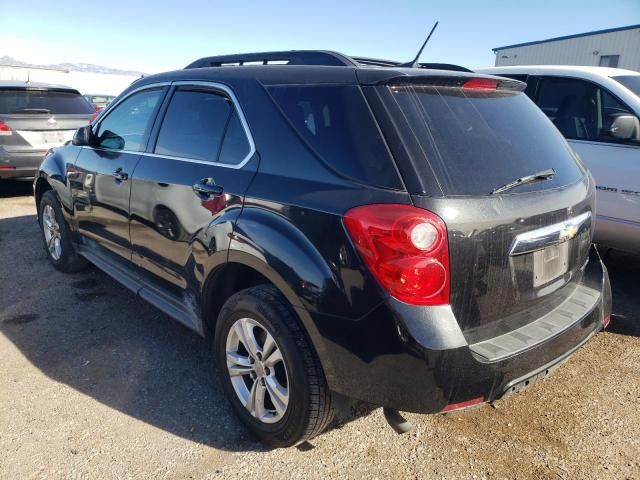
[0,180,639,480]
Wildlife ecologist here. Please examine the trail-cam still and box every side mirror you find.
[609,114,640,142]
[72,125,94,146]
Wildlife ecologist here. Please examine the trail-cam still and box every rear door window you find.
[154,88,251,165]
[0,88,95,114]
[365,83,583,196]
[267,85,402,189]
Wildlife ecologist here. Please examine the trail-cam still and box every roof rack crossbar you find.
[186,50,358,69]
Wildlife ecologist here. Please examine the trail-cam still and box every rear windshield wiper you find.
[490,168,556,195]
[10,108,51,114]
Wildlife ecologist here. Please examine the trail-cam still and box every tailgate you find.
[412,178,595,341]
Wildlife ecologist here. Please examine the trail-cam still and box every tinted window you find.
[536,77,598,140]
[537,77,635,144]
[500,74,528,83]
[367,84,583,196]
[0,88,94,114]
[218,111,251,164]
[613,75,640,97]
[267,85,402,189]
[155,89,234,163]
[95,89,162,151]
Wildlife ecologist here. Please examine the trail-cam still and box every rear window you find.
[612,75,640,97]
[267,85,402,189]
[365,84,584,196]
[0,88,95,114]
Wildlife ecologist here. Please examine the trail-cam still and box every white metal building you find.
[493,24,640,71]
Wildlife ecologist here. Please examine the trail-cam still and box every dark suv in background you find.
[0,81,94,179]
[34,51,611,447]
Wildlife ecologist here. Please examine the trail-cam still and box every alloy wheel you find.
[42,204,62,261]
[225,317,290,424]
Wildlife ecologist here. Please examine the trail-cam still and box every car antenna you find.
[399,21,439,68]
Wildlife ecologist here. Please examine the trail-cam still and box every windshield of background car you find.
[364,83,584,196]
[0,88,95,114]
[612,75,640,97]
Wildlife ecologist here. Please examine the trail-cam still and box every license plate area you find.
[16,130,75,149]
[533,242,569,287]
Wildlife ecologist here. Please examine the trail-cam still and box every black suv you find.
[0,81,95,179]
[34,51,612,447]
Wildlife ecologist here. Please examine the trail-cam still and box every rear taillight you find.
[343,204,450,306]
[95,105,105,112]
[0,120,12,136]
[462,78,499,90]
[89,112,99,123]
[603,314,611,329]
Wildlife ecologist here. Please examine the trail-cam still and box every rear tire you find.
[215,285,334,447]
[38,190,87,273]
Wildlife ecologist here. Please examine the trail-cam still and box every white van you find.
[478,66,640,254]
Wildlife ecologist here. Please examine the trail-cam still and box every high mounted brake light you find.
[343,204,450,306]
[462,78,499,90]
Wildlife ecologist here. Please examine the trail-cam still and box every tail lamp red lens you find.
[343,204,450,306]
[462,78,499,90]
[89,112,99,123]
[603,314,611,329]
[0,120,12,135]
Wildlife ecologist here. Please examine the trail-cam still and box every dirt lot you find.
[0,180,639,480]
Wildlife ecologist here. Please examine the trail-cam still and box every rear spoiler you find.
[356,69,526,91]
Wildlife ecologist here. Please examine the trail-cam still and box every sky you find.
[1,0,639,74]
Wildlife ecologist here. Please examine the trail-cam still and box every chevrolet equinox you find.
[34,51,612,447]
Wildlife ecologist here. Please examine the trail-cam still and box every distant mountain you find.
[0,56,145,76]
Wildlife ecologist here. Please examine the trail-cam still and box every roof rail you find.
[185,50,357,69]
[185,50,471,73]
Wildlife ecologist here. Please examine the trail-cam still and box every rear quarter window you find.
[365,83,584,196]
[0,88,95,114]
[266,85,402,189]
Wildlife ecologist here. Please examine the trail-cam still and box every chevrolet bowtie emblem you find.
[47,117,57,125]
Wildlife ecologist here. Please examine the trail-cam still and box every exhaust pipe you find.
[383,408,412,434]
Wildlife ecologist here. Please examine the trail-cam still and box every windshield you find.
[0,88,95,114]
[365,84,584,196]
[612,75,640,97]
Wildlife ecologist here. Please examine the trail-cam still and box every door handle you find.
[112,168,129,182]
[193,179,224,197]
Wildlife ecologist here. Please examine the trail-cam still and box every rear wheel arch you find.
[201,258,335,388]
[34,177,53,215]
[201,259,303,339]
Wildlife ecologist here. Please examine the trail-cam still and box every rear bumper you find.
[0,147,46,178]
[315,245,611,413]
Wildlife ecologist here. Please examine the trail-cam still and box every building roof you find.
[492,24,640,52]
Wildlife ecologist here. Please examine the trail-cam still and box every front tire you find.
[38,190,87,273]
[215,285,334,447]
